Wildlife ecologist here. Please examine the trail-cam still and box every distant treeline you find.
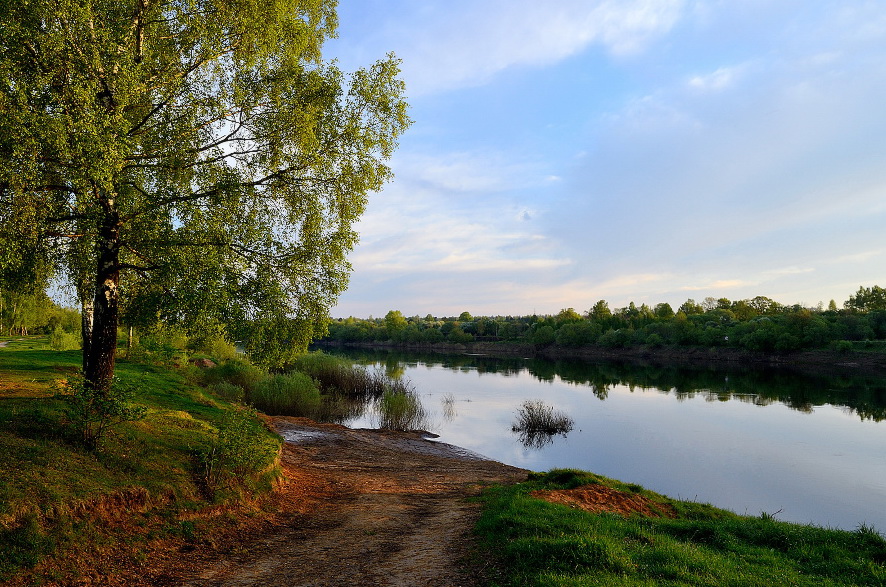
[323,286,886,353]
[0,288,80,337]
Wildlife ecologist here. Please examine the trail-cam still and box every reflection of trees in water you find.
[319,347,886,422]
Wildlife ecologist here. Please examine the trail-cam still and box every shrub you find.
[599,328,630,348]
[512,400,574,448]
[49,326,80,351]
[197,406,278,491]
[198,334,239,362]
[203,360,267,397]
[54,375,147,451]
[645,333,664,348]
[834,340,854,354]
[250,372,322,416]
[531,325,556,346]
[137,326,189,364]
[208,381,245,403]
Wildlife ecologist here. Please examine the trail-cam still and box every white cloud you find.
[398,0,687,94]
[688,65,746,91]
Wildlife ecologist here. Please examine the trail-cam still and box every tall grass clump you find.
[250,372,322,416]
[48,326,80,351]
[375,384,427,431]
[512,400,574,434]
[512,400,574,449]
[289,352,387,398]
[207,381,245,403]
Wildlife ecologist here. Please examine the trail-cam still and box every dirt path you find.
[175,418,527,587]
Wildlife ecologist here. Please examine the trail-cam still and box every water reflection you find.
[316,346,886,532]
[511,399,575,450]
[440,393,457,422]
[320,347,886,421]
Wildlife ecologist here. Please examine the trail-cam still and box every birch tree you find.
[0,0,410,389]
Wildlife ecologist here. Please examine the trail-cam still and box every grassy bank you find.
[475,470,886,586]
[0,336,282,583]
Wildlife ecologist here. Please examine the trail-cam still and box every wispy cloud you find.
[688,64,747,92]
[389,0,688,94]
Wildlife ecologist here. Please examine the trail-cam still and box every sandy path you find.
[177,418,527,587]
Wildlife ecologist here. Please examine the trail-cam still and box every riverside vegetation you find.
[323,286,886,356]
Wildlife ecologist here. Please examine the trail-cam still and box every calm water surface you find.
[324,348,886,532]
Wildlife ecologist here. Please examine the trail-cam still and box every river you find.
[320,347,886,533]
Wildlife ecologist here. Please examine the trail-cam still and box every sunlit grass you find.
[0,336,281,581]
[475,469,886,586]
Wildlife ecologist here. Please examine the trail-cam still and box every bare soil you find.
[158,417,528,587]
[531,485,676,518]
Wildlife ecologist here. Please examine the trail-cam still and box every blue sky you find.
[325,0,886,318]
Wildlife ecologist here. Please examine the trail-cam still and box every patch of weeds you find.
[0,514,55,580]
[250,372,322,416]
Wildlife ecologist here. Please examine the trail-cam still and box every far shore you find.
[316,340,886,377]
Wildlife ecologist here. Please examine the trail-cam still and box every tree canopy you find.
[0,0,410,386]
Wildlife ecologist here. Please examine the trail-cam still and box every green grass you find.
[0,336,282,581]
[250,372,323,416]
[475,469,886,586]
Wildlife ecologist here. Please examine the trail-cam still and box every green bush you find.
[599,328,630,348]
[202,360,267,397]
[48,326,80,351]
[197,406,279,491]
[531,325,556,345]
[834,340,854,353]
[54,375,147,451]
[250,372,322,416]
[197,334,239,362]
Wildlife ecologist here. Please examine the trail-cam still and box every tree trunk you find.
[81,298,94,373]
[84,205,120,392]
